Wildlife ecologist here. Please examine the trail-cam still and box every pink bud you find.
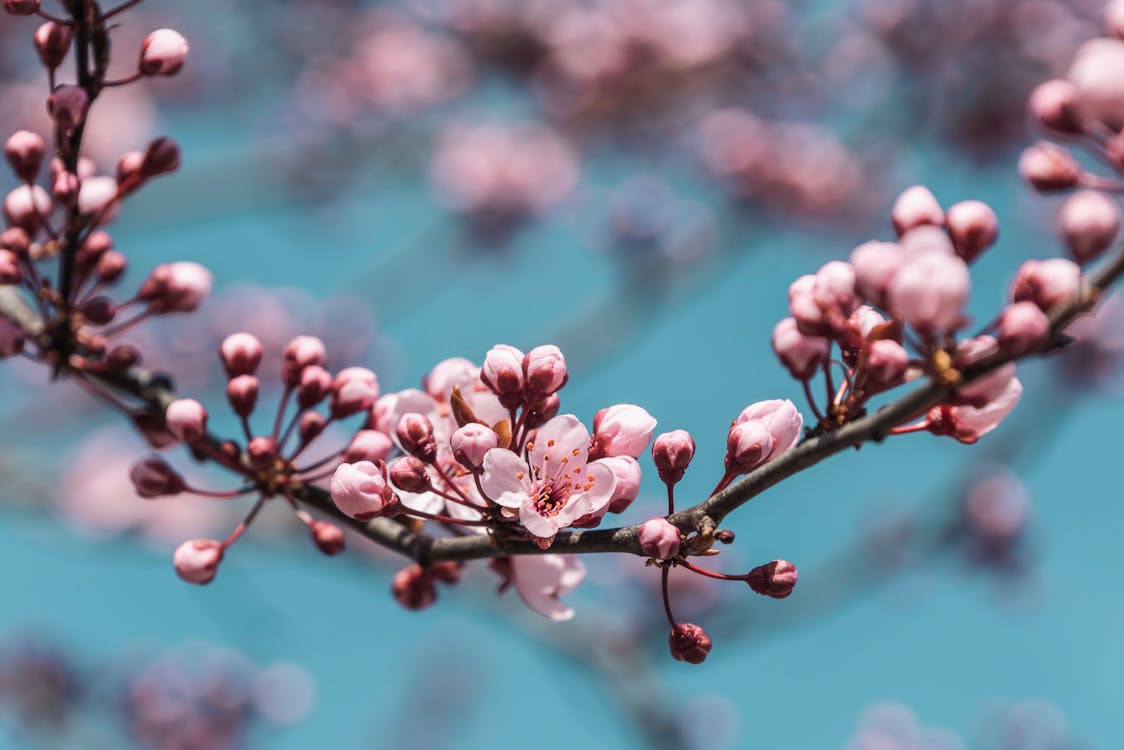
[106,344,140,370]
[247,436,278,470]
[1028,79,1086,135]
[887,251,970,332]
[865,339,910,389]
[96,250,126,284]
[788,274,826,335]
[396,413,437,463]
[1,228,30,258]
[392,565,437,610]
[388,456,431,493]
[1109,0,1124,41]
[603,455,642,513]
[299,412,327,445]
[0,250,22,285]
[129,455,186,498]
[140,29,189,76]
[639,518,680,560]
[343,429,394,463]
[80,296,115,325]
[1010,258,1081,311]
[423,357,478,401]
[165,398,207,443]
[141,137,181,177]
[219,332,263,377]
[4,130,45,182]
[481,344,525,407]
[173,539,223,585]
[946,200,999,263]
[297,365,332,408]
[77,176,119,224]
[0,317,24,357]
[138,261,212,313]
[1018,143,1081,192]
[523,344,568,396]
[225,375,259,417]
[52,170,78,206]
[997,302,1050,356]
[891,185,944,236]
[651,430,695,486]
[330,367,379,418]
[725,420,774,475]
[522,393,560,429]
[1068,38,1124,131]
[1057,190,1120,264]
[591,404,656,459]
[282,335,326,386]
[4,185,53,233]
[849,240,903,308]
[310,520,346,556]
[668,623,711,664]
[771,317,829,381]
[450,423,498,470]
[734,399,803,461]
[47,85,89,132]
[115,151,145,188]
[3,0,40,15]
[746,559,798,598]
[33,21,71,70]
[330,461,395,520]
[75,230,111,270]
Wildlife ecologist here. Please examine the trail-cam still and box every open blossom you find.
[493,554,587,621]
[932,376,1023,444]
[481,415,616,547]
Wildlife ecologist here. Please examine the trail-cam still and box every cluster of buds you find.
[772,185,1049,443]
[131,333,384,584]
[0,4,199,376]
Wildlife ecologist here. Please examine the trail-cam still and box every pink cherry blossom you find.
[498,554,586,621]
[733,399,803,461]
[480,414,616,547]
[850,240,903,308]
[329,460,396,521]
[602,455,642,514]
[934,376,1023,444]
[591,403,657,459]
[887,251,970,333]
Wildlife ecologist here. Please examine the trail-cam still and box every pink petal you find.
[480,448,532,508]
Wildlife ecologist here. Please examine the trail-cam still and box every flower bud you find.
[47,85,89,132]
[4,130,45,182]
[138,261,212,313]
[1057,190,1120,264]
[396,413,437,463]
[603,455,642,513]
[946,200,999,263]
[771,317,829,381]
[734,399,803,461]
[668,623,712,664]
[310,520,346,556]
[1028,79,1086,135]
[746,559,798,599]
[1010,258,1081,311]
[219,332,263,377]
[0,228,30,258]
[392,565,437,610]
[165,398,207,443]
[522,393,560,430]
[96,250,126,284]
[128,455,185,498]
[4,185,53,233]
[887,251,970,333]
[299,412,327,445]
[106,344,140,370]
[3,0,40,15]
[77,176,119,224]
[891,185,944,236]
[330,460,395,520]
[0,317,24,357]
[141,137,181,177]
[1018,143,1081,192]
[865,339,910,389]
[343,429,394,463]
[725,420,774,475]
[997,302,1050,356]
[788,274,825,335]
[0,250,22,285]
[523,344,568,396]
[140,29,189,76]
[52,170,78,206]
[282,335,326,386]
[330,367,379,418]
[638,518,680,560]
[481,344,524,407]
[297,365,332,408]
[849,240,902,308]
[247,436,277,470]
[34,22,71,70]
[450,423,498,470]
[115,151,145,188]
[651,430,695,486]
[388,456,431,493]
[591,404,656,459]
[225,375,259,417]
[173,539,223,585]
[80,295,115,325]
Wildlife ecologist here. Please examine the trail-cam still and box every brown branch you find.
[3,241,1123,566]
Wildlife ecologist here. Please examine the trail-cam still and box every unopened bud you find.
[140,29,189,76]
[165,398,207,443]
[226,375,259,417]
[651,430,695,486]
[310,520,346,556]
[34,21,72,70]
[1018,143,1081,192]
[128,455,185,498]
[388,456,431,493]
[47,85,88,132]
[173,539,223,585]
[638,517,680,560]
[668,623,712,664]
[396,413,437,463]
[746,559,798,599]
[4,130,45,182]
[392,565,437,610]
[450,423,498,470]
[219,332,263,377]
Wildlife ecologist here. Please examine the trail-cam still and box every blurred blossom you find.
[976,699,1087,750]
[57,426,227,546]
[957,466,1031,570]
[0,637,83,733]
[430,122,580,237]
[698,109,875,221]
[846,702,965,750]
[1058,292,1124,393]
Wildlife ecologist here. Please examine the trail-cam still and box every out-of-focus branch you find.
[2,241,1122,566]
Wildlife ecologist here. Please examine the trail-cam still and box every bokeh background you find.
[1,0,1123,748]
